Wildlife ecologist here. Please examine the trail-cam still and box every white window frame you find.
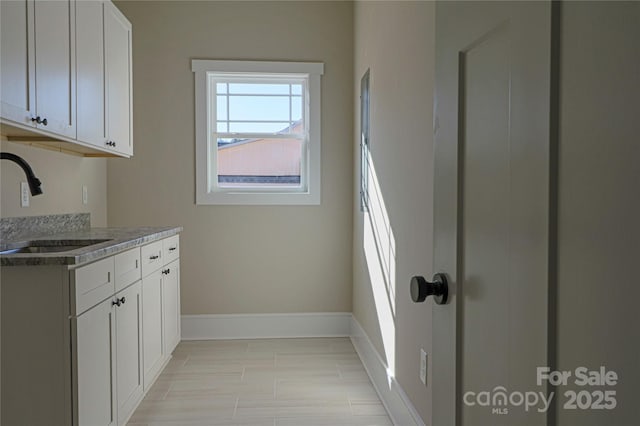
[192,60,324,205]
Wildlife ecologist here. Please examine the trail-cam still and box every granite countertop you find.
[0,226,182,267]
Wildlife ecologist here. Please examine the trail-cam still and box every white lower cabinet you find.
[75,281,142,426]
[140,237,181,389]
[0,234,180,426]
[163,260,181,356]
[142,268,165,389]
[74,258,143,426]
[75,296,117,426]
[115,281,144,424]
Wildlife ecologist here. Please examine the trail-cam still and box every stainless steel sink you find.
[0,239,112,255]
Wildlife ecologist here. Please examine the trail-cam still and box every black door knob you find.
[410,273,449,305]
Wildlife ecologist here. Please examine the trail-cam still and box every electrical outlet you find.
[82,185,88,205]
[420,349,427,386]
[20,182,30,207]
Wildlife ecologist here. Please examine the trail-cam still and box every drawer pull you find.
[149,255,160,260]
[168,246,177,252]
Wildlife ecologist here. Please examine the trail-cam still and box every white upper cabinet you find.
[76,0,107,146]
[33,0,76,139]
[1,0,132,157]
[0,0,35,126]
[76,0,133,156]
[105,1,133,156]
[0,0,76,138]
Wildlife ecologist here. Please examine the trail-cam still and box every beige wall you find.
[556,2,640,425]
[352,1,435,422]
[0,140,107,226]
[108,1,354,314]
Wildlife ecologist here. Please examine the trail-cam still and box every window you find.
[360,69,370,212]
[192,60,324,205]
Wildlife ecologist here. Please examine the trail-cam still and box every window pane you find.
[217,122,228,132]
[217,137,303,188]
[291,96,302,122]
[216,95,228,120]
[291,84,303,95]
[228,122,291,133]
[229,96,290,121]
[228,83,290,95]
[216,83,227,94]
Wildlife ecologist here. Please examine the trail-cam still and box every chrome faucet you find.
[1,152,43,195]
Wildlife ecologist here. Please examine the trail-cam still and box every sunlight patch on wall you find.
[362,149,397,380]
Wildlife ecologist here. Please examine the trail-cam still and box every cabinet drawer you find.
[115,248,141,292]
[163,235,180,264]
[73,257,115,315]
[140,240,163,277]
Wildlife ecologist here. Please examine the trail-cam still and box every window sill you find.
[196,190,320,206]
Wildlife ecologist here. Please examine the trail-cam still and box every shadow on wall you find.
[362,147,397,382]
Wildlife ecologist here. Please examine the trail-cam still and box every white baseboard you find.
[181,312,352,340]
[350,317,426,426]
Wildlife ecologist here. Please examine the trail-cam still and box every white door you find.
[0,0,35,125]
[33,0,76,139]
[104,0,132,155]
[432,2,552,425]
[115,281,144,424]
[76,0,107,146]
[142,269,165,389]
[163,260,181,355]
[75,298,117,426]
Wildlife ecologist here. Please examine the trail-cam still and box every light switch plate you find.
[20,182,29,207]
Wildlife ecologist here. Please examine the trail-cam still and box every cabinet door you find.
[104,1,132,156]
[76,0,106,146]
[142,269,165,390]
[33,0,76,139]
[0,0,36,125]
[75,298,116,426]
[115,281,144,424]
[163,260,181,355]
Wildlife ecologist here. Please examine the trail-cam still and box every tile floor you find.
[128,337,393,426]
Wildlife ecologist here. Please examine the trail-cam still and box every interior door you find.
[432,2,552,425]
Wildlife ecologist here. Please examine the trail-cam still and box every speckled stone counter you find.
[0,226,182,267]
